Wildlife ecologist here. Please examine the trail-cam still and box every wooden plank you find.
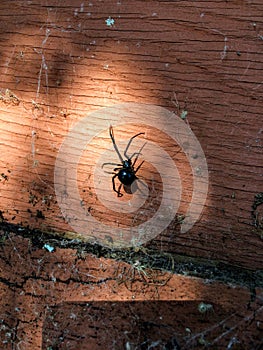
[0,233,262,349]
[0,0,262,270]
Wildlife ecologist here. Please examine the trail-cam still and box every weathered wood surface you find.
[0,0,262,270]
[0,233,262,349]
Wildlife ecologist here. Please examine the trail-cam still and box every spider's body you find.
[117,160,136,186]
[103,126,145,197]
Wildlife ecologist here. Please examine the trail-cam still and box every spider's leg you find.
[114,166,123,171]
[124,132,145,159]
[112,173,123,197]
[131,142,147,167]
[104,171,117,174]
[109,126,124,163]
[112,173,118,194]
[134,160,145,175]
[102,162,122,174]
[102,162,122,169]
[117,183,123,197]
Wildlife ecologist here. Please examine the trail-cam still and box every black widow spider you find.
[103,126,145,197]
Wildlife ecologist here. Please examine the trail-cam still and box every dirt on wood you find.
[0,0,262,349]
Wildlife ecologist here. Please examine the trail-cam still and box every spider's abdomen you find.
[118,169,136,186]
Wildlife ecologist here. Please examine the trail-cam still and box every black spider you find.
[103,125,145,197]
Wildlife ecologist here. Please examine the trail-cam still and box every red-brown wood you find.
[0,0,263,269]
[0,1,262,348]
[0,232,262,349]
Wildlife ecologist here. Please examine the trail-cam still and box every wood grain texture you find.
[0,233,261,349]
[0,0,262,269]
